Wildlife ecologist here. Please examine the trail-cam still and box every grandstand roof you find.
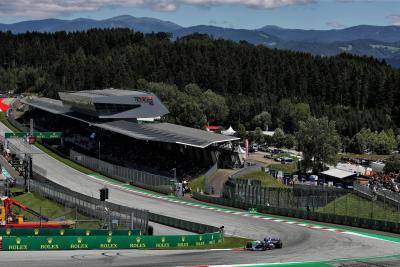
[65,88,148,98]
[95,120,239,148]
[21,95,239,148]
[21,97,70,114]
[321,169,356,179]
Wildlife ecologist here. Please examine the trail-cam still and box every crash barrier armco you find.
[148,212,220,234]
[0,228,141,237]
[70,150,175,195]
[354,182,400,207]
[193,192,400,234]
[204,162,218,194]
[0,231,224,251]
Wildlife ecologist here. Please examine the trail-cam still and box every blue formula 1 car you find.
[245,237,283,251]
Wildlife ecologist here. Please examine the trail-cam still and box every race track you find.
[1,121,400,267]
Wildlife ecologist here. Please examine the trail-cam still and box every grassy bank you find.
[240,171,287,188]
[0,112,19,132]
[190,175,205,192]
[11,187,100,229]
[318,193,400,222]
[338,152,391,161]
[35,142,94,175]
[268,163,298,173]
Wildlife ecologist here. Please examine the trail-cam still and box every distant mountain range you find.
[2,15,400,67]
[0,15,182,34]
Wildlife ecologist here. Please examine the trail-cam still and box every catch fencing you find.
[223,183,348,211]
[70,150,175,194]
[194,192,400,234]
[29,179,149,233]
[0,228,141,237]
[30,177,222,235]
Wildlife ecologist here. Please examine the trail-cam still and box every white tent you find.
[234,145,245,154]
[221,126,236,136]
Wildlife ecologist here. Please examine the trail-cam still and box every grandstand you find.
[13,89,240,180]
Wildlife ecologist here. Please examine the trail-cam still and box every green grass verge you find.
[158,236,250,250]
[339,153,391,161]
[317,193,400,222]
[240,171,287,188]
[267,163,298,173]
[0,112,19,132]
[11,187,100,229]
[190,175,205,192]
[189,236,249,249]
[34,142,93,175]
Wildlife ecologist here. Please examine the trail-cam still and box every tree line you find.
[0,29,399,152]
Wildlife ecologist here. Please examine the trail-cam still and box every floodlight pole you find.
[24,119,34,192]
[172,168,176,181]
[98,140,101,169]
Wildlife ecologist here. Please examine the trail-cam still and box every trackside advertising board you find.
[1,232,223,251]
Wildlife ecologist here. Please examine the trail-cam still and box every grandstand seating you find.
[18,109,212,179]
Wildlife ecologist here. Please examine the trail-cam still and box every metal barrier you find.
[70,150,175,194]
[1,231,224,251]
[193,192,400,234]
[204,162,218,194]
[354,183,400,207]
[149,212,220,234]
[230,165,261,179]
[29,179,149,233]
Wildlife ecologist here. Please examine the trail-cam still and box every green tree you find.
[252,111,272,131]
[272,128,285,148]
[296,117,341,172]
[253,127,265,144]
[170,94,207,128]
[183,83,203,98]
[294,103,311,123]
[200,89,229,125]
[283,134,296,149]
[237,123,247,140]
[351,128,397,154]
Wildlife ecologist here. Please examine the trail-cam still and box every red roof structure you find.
[0,98,10,112]
[206,126,221,131]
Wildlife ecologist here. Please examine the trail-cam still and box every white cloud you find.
[387,15,400,26]
[0,0,314,17]
[326,21,345,29]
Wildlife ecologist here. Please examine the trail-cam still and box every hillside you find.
[1,17,400,67]
[0,29,399,137]
[0,15,182,34]
[258,25,400,43]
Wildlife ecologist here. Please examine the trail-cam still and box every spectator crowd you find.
[368,172,400,193]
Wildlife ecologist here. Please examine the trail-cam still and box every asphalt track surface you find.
[1,122,400,266]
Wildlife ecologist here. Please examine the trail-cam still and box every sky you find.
[0,0,400,29]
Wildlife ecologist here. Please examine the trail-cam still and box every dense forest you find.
[0,29,399,147]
